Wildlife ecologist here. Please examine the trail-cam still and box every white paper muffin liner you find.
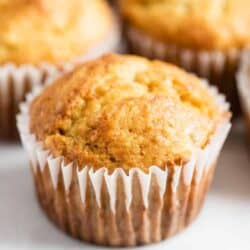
[126,25,242,114]
[17,78,231,246]
[0,23,121,140]
[237,51,250,137]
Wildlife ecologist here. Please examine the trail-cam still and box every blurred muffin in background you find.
[237,52,250,139]
[119,0,250,115]
[0,0,120,140]
[18,53,231,246]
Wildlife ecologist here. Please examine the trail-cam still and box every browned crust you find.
[29,53,225,172]
[32,161,216,246]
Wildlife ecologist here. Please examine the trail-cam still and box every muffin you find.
[17,54,231,246]
[237,52,250,139]
[0,0,120,140]
[119,0,250,114]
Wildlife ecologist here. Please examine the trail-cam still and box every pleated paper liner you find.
[125,25,242,115]
[17,81,231,246]
[0,23,121,141]
[237,51,250,139]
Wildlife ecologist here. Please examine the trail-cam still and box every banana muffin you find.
[119,0,250,114]
[0,0,120,139]
[18,54,231,246]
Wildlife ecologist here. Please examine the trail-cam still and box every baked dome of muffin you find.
[0,0,114,65]
[120,0,250,51]
[30,53,226,173]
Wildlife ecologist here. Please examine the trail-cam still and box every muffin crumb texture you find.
[120,0,250,50]
[30,54,224,172]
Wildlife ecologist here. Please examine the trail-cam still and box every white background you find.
[0,121,249,250]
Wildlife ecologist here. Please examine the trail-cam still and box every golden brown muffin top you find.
[120,0,250,51]
[30,54,227,173]
[0,0,114,65]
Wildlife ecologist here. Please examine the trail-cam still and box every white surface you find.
[0,122,249,250]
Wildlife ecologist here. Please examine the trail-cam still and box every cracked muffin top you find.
[30,54,228,173]
[0,0,114,65]
[119,0,250,51]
